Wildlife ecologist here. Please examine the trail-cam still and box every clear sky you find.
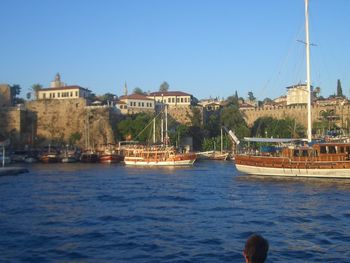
[1,0,349,100]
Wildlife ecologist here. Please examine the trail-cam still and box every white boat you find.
[196,150,229,161]
[234,0,350,178]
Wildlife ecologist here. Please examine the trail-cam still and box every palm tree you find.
[31,83,42,99]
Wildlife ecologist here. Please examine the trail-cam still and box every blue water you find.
[1,161,350,262]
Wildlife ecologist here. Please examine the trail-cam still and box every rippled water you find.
[1,161,350,262]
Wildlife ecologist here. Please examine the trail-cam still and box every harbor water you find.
[1,161,350,262]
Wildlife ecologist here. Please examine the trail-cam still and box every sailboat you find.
[234,0,350,178]
[196,127,229,160]
[123,105,197,166]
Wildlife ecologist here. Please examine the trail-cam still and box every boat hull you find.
[99,154,123,163]
[124,158,196,166]
[235,163,350,178]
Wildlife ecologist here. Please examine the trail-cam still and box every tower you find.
[50,73,65,88]
[124,82,128,96]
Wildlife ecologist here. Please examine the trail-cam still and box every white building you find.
[118,94,155,114]
[286,84,312,105]
[38,85,91,100]
[37,73,92,100]
[198,99,224,111]
[147,91,193,107]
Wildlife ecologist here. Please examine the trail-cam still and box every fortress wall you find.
[25,99,118,148]
[242,104,350,130]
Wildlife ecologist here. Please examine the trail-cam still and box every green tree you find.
[69,132,82,145]
[31,83,42,100]
[204,113,220,137]
[313,86,321,98]
[116,113,153,142]
[234,90,239,100]
[225,95,239,108]
[220,107,249,139]
[248,91,256,101]
[133,87,145,95]
[10,84,21,104]
[99,93,116,103]
[262,97,273,104]
[251,117,305,138]
[337,79,344,97]
[159,81,169,92]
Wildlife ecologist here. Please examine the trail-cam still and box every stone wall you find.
[241,103,350,131]
[0,84,12,107]
[0,107,26,145]
[25,99,120,149]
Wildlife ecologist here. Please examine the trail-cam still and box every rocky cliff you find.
[25,99,120,148]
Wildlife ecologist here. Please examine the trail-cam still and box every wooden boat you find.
[40,153,59,163]
[99,149,123,163]
[234,0,350,178]
[235,138,350,178]
[61,147,79,163]
[123,104,196,166]
[124,145,196,166]
[80,150,98,163]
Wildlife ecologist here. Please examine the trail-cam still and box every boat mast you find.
[165,104,168,147]
[305,0,312,142]
[153,117,156,143]
[221,127,223,153]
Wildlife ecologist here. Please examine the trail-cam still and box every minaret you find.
[124,82,128,96]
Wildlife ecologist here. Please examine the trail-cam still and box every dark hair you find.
[244,234,269,263]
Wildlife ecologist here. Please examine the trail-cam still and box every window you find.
[138,102,141,107]
[142,102,144,107]
[328,146,336,154]
[53,93,55,98]
[70,92,73,97]
[172,98,175,103]
[58,93,60,98]
[43,93,46,99]
[75,91,78,97]
[49,93,52,98]
[168,98,171,103]
[181,98,183,103]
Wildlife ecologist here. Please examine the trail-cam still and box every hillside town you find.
[1,73,349,162]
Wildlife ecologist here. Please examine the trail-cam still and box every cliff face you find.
[168,106,195,125]
[25,99,119,148]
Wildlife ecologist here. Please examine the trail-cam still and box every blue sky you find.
[1,0,349,100]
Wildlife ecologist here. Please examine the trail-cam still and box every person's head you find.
[243,234,269,263]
